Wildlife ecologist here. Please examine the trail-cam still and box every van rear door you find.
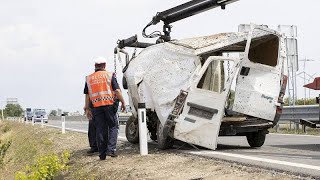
[233,28,283,121]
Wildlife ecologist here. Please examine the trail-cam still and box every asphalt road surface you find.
[44,119,320,178]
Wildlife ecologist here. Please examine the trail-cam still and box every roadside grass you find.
[269,124,320,135]
[0,120,316,180]
[0,121,87,179]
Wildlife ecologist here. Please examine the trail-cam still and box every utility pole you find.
[297,58,317,104]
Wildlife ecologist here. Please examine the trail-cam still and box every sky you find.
[0,0,319,113]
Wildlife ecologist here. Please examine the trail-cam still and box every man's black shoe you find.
[99,154,106,160]
[87,148,98,156]
[107,152,118,157]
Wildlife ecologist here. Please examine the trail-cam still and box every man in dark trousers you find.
[85,101,119,157]
[85,112,98,155]
[84,56,125,160]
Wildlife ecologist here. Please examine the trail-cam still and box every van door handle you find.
[240,66,250,76]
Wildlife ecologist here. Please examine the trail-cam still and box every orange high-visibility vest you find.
[86,71,115,107]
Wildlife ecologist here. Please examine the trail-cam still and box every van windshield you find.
[35,111,46,116]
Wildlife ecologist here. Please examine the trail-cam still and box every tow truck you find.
[114,0,290,150]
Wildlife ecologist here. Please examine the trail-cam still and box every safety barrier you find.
[48,115,131,123]
[6,117,22,121]
[279,105,319,122]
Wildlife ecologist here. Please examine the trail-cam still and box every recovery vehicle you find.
[115,0,290,150]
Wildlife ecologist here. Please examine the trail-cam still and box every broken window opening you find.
[197,59,236,94]
[248,34,279,67]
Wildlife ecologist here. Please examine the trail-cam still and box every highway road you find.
[44,119,320,178]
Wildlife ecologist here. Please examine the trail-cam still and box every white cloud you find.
[0,24,62,64]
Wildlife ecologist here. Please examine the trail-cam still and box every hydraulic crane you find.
[115,0,239,50]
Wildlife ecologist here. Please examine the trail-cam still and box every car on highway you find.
[33,109,48,123]
[26,111,33,121]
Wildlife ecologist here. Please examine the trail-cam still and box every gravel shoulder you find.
[0,121,315,180]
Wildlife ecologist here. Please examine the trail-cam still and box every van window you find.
[197,60,226,93]
[197,60,234,93]
[249,35,279,67]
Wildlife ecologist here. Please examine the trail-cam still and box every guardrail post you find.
[302,124,306,133]
[32,116,35,126]
[41,115,44,128]
[61,114,66,134]
[294,123,299,133]
[138,103,148,155]
[289,121,292,130]
[275,123,280,132]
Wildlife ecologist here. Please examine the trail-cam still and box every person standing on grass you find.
[84,56,126,160]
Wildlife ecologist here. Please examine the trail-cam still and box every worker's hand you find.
[83,106,89,111]
[121,103,126,112]
[86,110,93,120]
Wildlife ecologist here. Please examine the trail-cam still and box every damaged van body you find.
[118,24,287,150]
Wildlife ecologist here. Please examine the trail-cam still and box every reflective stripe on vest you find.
[86,71,115,107]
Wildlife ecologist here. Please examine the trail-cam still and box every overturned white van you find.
[117,24,289,150]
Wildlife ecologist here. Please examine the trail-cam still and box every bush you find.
[284,97,317,106]
[0,140,12,167]
[15,151,70,180]
[4,104,24,117]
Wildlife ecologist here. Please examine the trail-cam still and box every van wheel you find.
[246,131,266,147]
[157,120,174,150]
[125,116,139,144]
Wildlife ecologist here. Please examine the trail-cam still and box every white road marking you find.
[44,124,127,140]
[189,150,320,171]
[270,133,320,137]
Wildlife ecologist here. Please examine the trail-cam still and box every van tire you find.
[246,131,266,147]
[125,116,139,144]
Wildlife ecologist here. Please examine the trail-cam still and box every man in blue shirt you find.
[84,57,125,160]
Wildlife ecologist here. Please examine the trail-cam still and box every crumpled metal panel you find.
[172,30,273,56]
[173,32,247,49]
[125,43,201,125]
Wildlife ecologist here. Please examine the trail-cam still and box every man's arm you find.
[84,94,90,111]
[114,89,126,112]
[83,82,92,120]
[84,94,93,119]
[111,75,126,112]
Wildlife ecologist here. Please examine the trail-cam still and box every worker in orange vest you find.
[84,56,126,160]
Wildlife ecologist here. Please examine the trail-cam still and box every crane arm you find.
[153,0,239,25]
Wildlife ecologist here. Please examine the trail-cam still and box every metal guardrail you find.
[279,105,319,122]
[48,115,130,123]
[5,117,22,121]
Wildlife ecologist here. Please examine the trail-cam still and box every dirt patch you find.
[0,121,315,180]
[66,140,314,180]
